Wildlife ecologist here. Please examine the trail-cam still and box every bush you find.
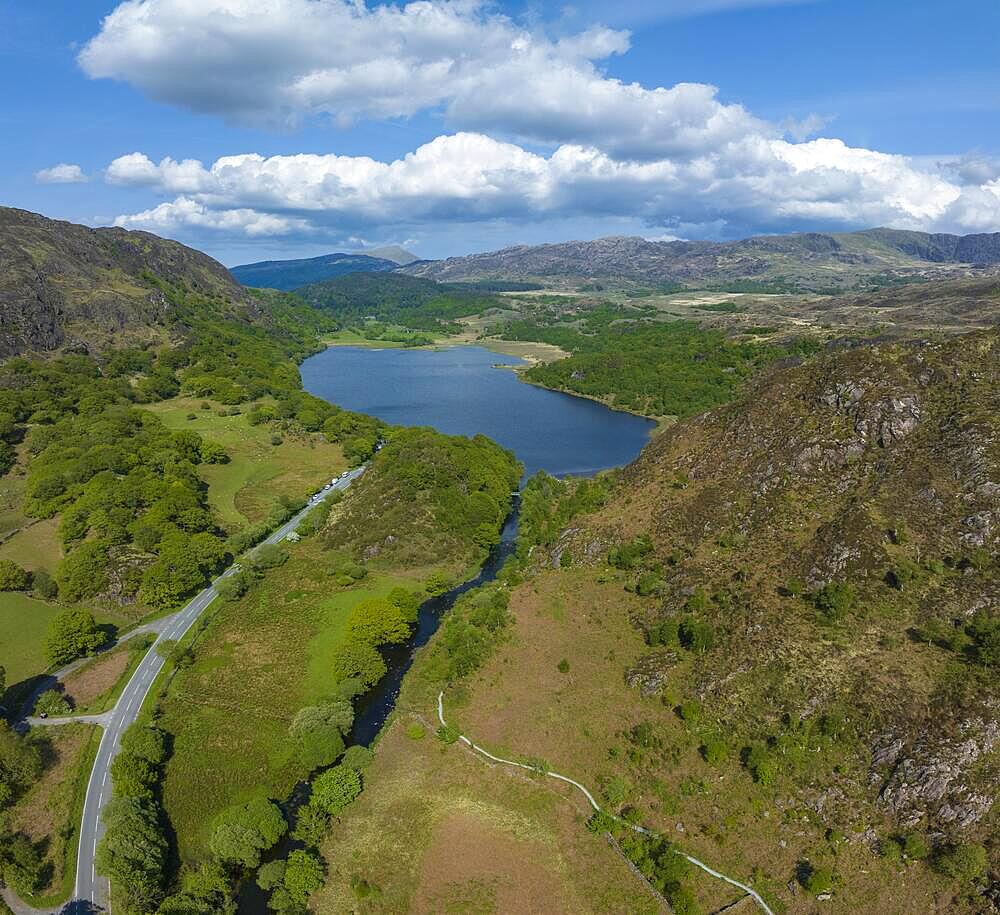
[647,619,680,646]
[678,618,714,653]
[811,581,855,622]
[901,832,931,861]
[678,700,701,725]
[933,843,988,882]
[251,543,287,571]
[557,658,570,673]
[0,560,30,591]
[801,864,835,894]
[406,723,426,740]
[437,724,460,744]
[341,745,372,770]
[701,738,727,765]
[31,568,58,600]
[34,689,70,717]
[744,744,778,786]
[608,535,653,570]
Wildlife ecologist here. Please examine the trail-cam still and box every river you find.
[239,344,653,910]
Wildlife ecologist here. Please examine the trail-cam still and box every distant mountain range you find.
[230,246,420,291]
[401,228,1000,290]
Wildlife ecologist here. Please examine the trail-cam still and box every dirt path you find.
[437,691,776,915]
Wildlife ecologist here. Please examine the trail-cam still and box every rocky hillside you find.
[403,228,1000,290]
[0,206,249,357]
[554,330,1000,851]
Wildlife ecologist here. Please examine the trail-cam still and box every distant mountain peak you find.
[353,245,419,266]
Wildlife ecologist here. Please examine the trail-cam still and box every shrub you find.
[701,738,727,765]
[811,581,855,622]
[647,619,680,646]
[678,618,714,653]
[744,744,778,786]
[341,745,372,770]
[557,658,570,673]
[607,535,653,570]
[31,568,58,600]
[801,864,835,894]
[34,689,70,717]
[933,843,988,882]
[406,723,426,740]
[436,724,460,744]
[902,832,931,860]
[251,543,287,571]
[678,700,701,725]
[635,570,663,596]
[0,560,30,591]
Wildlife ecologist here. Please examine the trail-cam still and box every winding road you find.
[4,465,365,915]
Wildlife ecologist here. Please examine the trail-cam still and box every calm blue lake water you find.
[300,345,654,478]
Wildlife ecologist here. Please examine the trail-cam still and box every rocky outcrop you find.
[875,711,1000,831]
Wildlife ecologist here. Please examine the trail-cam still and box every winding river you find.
[239,345,653,910]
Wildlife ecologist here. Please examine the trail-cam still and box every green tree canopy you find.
[209,798,287,868]
[309,765,361,815]
[44,608,106,666]
[95,797,168,914]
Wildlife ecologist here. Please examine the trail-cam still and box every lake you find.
[300,344,655,478]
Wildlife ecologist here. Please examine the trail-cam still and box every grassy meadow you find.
[144,395,347,531]
[0,593,120,688]
[157,535,429,863]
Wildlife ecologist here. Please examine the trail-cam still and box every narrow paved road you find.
[33,465,366,914]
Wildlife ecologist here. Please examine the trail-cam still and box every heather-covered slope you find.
[561,330,1000,849]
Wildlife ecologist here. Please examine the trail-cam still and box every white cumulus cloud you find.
[104,132,994,240]
[79,0,763,160]
[81,1,1000,241]
[35,163,88,184]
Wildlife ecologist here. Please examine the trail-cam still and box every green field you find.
[158,536,421,862]
[0,472,28,539]
[145,396,347,530]
[0,593,120,689]
[0,518,62,572]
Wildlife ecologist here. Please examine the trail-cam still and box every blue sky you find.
[2,0,998,265]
